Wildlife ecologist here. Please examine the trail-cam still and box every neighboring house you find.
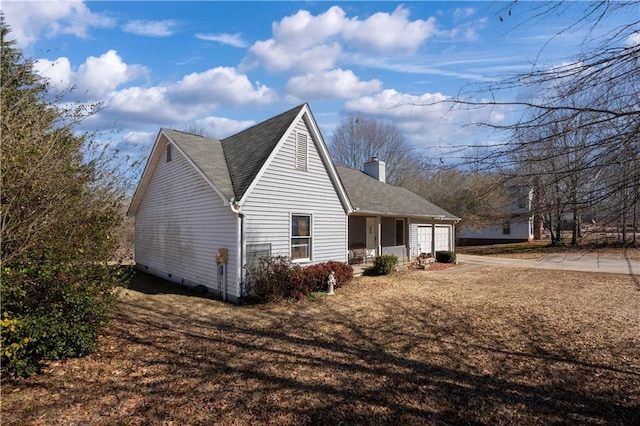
[457,186,535,246]
[128,104,459,302]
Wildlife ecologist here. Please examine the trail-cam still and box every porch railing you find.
[381,245,409,263]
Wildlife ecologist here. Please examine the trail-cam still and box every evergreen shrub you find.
[1,20,131,377]
[371,254,399,275]
[436,251,457,263]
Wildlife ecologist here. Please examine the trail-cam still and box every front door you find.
[366,217,377,252]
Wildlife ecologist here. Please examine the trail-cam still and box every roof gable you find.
[129,104,352,216]
[222,104,305,200]
[163,129,234,200]
[127,129,234,216]
[336,166,459,220]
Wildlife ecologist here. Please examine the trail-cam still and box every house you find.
[127,104,459,302]
[457,186,535,246]
[337,162,459,262]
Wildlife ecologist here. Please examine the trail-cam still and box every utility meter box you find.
[217,247,228,264]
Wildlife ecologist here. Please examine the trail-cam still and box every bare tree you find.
[182,121,211,137]
[329,115,421,183]
[424,1,640,245]
[397,164,510,231]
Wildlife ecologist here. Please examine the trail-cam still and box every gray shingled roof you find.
[222,104,305,199]
[162,106,456,221]
[336,166,459,220]
[163,129,235,200]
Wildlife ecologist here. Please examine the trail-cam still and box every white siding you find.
[134,141,240,299]
[459,187,534,243]
[458,217,534,241]
[242,119,348,265]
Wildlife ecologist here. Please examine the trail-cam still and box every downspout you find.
[345,213,349,263]
[229,198,245,301]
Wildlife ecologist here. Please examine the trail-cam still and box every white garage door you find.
[417,225,451,254]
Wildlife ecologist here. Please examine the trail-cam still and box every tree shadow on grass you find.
[124,267,218,300]
[3,272,639,425]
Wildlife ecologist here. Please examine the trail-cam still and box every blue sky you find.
[3,1,637,165]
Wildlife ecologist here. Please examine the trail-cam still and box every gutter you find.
[229,198,245,300]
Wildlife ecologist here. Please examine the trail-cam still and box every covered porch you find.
[347,215,456,266]
[348,215,407,265]
[335,160,460,269]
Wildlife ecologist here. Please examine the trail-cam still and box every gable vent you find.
[296,132,308,171]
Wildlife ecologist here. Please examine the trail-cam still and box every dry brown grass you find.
[3,267,639,425]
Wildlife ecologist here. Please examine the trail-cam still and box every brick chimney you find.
[363,156,386,183]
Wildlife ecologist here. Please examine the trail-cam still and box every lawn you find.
[2,265,639,425]
[457,240,640,261]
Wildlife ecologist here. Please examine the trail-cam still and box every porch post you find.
[431,216,436,257]
[451,222,456,252]
[407,218,412,260]
[377,216,382,256]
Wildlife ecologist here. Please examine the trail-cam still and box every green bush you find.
[370,254,399,276]
[436,250,457,263]
[1,264,127,377]
[1,21,132,378]
[1,314,33,377]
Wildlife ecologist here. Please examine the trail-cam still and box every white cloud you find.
[192,116,256,139]
[345,89,449,120]
[82,66,276,128]
[627,32,640,46]
[242,5,438,73]
[241,6,346,73]
[195,32,248,48]
[271,6,346,51]
[124,131,155,146]
[76,50,148,98]
[122,20,178,37]
[448,17,487,42]
[344,89,507,147]
[169,67,276,107]
[99,86,200,126]
[245,39,342,73]
[2,0,115,48]
[34,50,148,100]
[342,6,438,52]
[285,69,381,100]
[453,7,476,21]
[33,57,74,91]
[108,86,170,115]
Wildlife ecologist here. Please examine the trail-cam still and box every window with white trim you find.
[291,214,311,261]
[166,144,172,162]
[295,132,308,171]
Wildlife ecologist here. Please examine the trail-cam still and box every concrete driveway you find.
[456,253,640,275]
